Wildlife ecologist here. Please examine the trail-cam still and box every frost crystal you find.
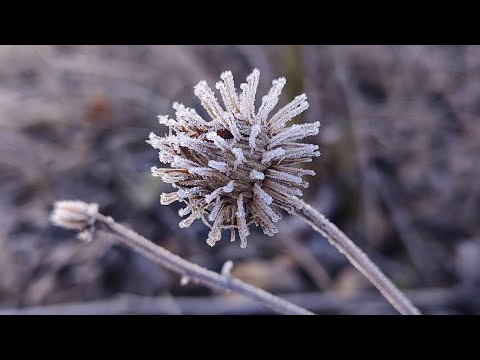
[249,169,265,181]
[147,69,320,248]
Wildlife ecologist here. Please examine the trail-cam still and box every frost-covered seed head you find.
[50,200,99,231]
[50,200,99,242]
[147,69,320,248]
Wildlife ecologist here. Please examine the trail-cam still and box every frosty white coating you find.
[147,69,320,248]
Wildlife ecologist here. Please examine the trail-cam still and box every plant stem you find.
[93,213,313,315]
[292,198,421,315]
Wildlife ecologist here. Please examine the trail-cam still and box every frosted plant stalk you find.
[148,69,421,315]
[50,200,313,315]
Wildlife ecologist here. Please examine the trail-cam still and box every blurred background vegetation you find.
[0,45,479,314]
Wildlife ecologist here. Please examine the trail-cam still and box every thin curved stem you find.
[292,198,421,315]
[92,212,312,315]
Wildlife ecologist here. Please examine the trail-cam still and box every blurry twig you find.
[50,201,313,315]
[280,236,331,290]
[0,287,469,315]
[327,47,371,252]
[328,47,439,285]
[370,169,441,283]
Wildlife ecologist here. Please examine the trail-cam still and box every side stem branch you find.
[91,212,313,315]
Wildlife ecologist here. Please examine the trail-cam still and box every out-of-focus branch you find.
[0,287,467,315]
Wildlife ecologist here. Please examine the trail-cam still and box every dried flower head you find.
[147,69,320,248]
[50,200,99,241]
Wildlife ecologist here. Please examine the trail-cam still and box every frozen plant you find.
[148,69,421,315]
[148,69,319,249]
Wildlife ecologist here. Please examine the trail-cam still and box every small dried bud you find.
[50,200,99,241]
[148,69,320,248]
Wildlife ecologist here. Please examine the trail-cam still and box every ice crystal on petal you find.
[148,69,320,248]
[249,169,265,181]
[208,160,229,173]
[231,148,245,169]
[262,148,286,165]
[253,182,273,205]
[256,77,286,123]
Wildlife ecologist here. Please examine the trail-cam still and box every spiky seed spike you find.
[205,180,235,204]
[253,182,273,205]
[160,192,180,205]
[208,160,229,173]
[262,148,286,165]
[244,69,260,120]
[236,193,249,249]
[179,212,198,228]
[220,70,241,115]
[249,124,262,149]
[207,207,225,247]
[268,93,309,132]
[256,77,286,123]
[194,81,224,120]
[208,197,223,222]
[206,131,229,150]
[268,122,321,149]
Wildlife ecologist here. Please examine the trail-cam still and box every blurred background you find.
[0,45,479,315]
